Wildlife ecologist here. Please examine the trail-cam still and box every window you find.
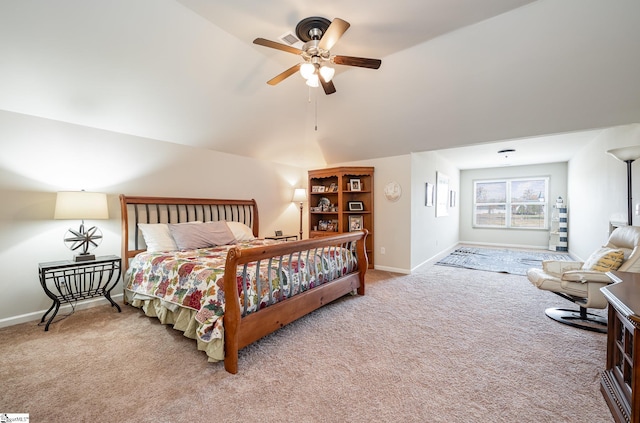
[473,177,549,229]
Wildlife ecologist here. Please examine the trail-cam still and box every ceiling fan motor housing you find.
[301,40,330,62]
[295,17,331,42]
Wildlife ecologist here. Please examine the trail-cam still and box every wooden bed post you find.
[223,247,242,374]
[250,198,259,238]
[119,194,130,305]
[357,230,368,296]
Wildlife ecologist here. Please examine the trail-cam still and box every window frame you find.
[473,177,550,230]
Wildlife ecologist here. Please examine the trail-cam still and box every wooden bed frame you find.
[120,195,368,374]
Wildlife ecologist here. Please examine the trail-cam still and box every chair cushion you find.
[527,268,589,297]
[541,260,582,276]
[620,246,640,273]
[607,226,640,252]
[581,247,624,272]
[561,270,615,283]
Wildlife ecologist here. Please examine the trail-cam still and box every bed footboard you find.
[223,230,368,374]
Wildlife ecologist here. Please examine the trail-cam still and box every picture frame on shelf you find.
[348,201,364,211]
[349,215,364,232]
[275,230,283,236]
[350,179,362,191]
[329,183,338,192]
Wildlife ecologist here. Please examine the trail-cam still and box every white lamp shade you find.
[607,146,640,162]
[299,63,316,80]
[54,191,109,220]
[319,65,335,82]
[305,74,319,87]
[292,188,307,202]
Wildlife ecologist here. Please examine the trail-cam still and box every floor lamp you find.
[607,146,640,226]
[292,188,307,240]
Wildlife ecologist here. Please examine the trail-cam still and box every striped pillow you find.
[582,247,624,272]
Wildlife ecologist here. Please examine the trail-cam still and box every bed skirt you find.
[127,292,224,362]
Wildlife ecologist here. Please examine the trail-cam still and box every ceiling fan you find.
[253,17,382,95]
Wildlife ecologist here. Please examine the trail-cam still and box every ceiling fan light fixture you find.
[319,65,335,82]
[254,17,381,95]
[299,62,316,79]
[306,73,319,87]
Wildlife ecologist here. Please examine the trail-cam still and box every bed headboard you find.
[119,195,259,269]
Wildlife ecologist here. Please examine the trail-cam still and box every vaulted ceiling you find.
[1,0,639,169]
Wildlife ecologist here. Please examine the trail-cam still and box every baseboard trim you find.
[410,242,460,273]
[458,241,551,251]
[373,265,410,274]
[0,294,124,329]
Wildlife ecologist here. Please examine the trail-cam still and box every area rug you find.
[435,246,572,275]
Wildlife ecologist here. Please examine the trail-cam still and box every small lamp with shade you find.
[54,191,109,262]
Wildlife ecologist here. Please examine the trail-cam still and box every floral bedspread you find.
[124,239,355,344]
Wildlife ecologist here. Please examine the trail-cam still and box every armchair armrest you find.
[561,270,614,283]
[541,260,583,277]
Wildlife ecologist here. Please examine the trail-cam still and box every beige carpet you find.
[0,264,613,422]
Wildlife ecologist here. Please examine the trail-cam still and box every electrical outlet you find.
[380,247,386,255]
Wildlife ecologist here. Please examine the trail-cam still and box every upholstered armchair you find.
[527,226,640,333]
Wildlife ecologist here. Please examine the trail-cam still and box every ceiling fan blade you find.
[319,74,336,95]
[318,18,350,51]
[266,63,301,86]
[253,38,303,55]
[333,55,382,69]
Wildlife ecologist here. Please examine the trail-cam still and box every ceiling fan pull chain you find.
[315,89,318,131]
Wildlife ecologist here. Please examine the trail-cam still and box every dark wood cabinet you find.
[601,271,640,422]
[308,166,374,268]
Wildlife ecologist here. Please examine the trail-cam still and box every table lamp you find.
[54,191,109,261]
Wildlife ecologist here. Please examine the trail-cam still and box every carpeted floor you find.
[0,264,613,422]
[435,246,573,275]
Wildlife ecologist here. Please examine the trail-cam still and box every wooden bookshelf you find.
[308,166,374,268]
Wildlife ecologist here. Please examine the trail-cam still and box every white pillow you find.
[138,223,177,252]
[138,221,202,252]
[169,221,236,250]
[226,221,256,241]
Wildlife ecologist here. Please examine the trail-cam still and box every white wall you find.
[410,151,460,270]
[459,162,568,249]
[568,124,640,260]
[334,151,462,273]
[0,110,306,326]
[332,155,413,273]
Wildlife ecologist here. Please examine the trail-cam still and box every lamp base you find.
[63,224,102,263]
[74,253,96,262]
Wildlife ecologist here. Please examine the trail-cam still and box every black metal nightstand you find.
[38,255,122,331]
